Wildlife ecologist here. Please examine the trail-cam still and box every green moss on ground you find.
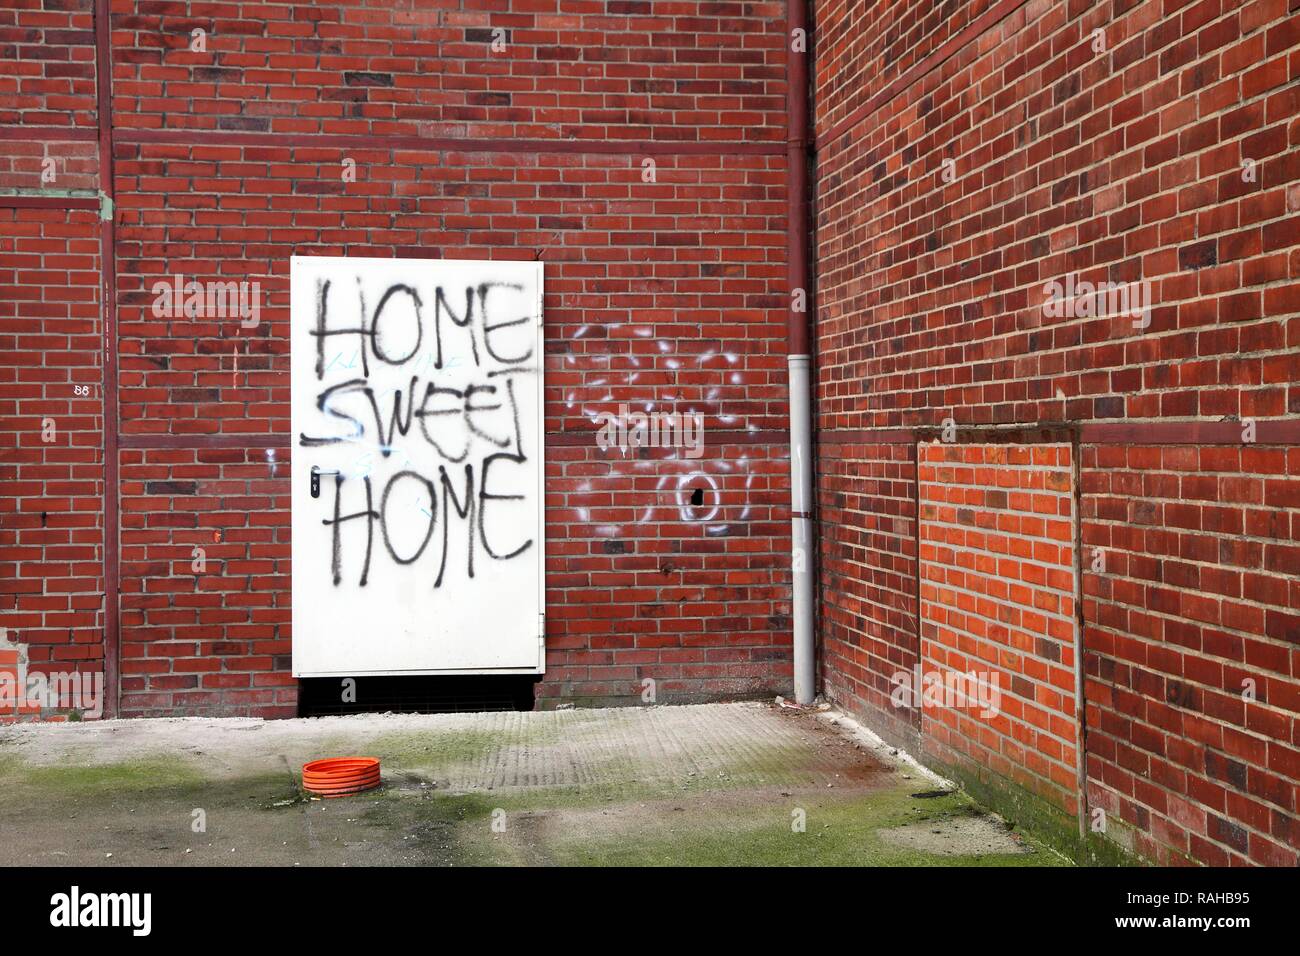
[924,757,1138,867]
[0,725,1073,868]
[360,776,1068,867]
[0,754,206,795]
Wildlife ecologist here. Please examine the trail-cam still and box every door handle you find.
[310,465,340,499]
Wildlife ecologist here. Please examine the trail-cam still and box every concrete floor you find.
[0,702,1067,866]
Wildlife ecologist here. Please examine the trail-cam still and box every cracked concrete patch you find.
[876,813,1033,857]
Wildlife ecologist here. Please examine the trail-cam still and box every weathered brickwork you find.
[815,0,1300,865]
[2,1,795,719]
[818,439,922,747]
[0,206,105,722]
[919,442,1079,815]
[107,1,787,142]
[0,0,97,129]
[1082,441,1300,865]
[5,0,1298,869]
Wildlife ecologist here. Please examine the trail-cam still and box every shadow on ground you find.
[0,702,1068,867]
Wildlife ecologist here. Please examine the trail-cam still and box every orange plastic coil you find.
[302,756,382,798]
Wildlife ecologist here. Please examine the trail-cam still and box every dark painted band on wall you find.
[6,124,786,156]
[114,128,787,157]
[10,126,786,157]
[120,435,292,450]
[0,195,100,210]
[0,125,99,142]
[819,420,1300,445]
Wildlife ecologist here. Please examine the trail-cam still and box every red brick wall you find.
[3,1,795,718]
[815,0,1300,866]
[118,445,294,717]
[919,442,1080,815]
[0,205,105,721]
[111,141,791,714]
[1083,441,1300,865]
[819,439,922,746]
[106,1,787,144]
[0,0,97,192]
[0,0,97,130]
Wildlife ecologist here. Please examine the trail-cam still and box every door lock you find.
[310,465,340,499]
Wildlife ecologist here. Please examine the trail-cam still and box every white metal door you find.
[290,256,545,676]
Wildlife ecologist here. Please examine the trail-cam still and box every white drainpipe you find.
[789,354,815,704]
